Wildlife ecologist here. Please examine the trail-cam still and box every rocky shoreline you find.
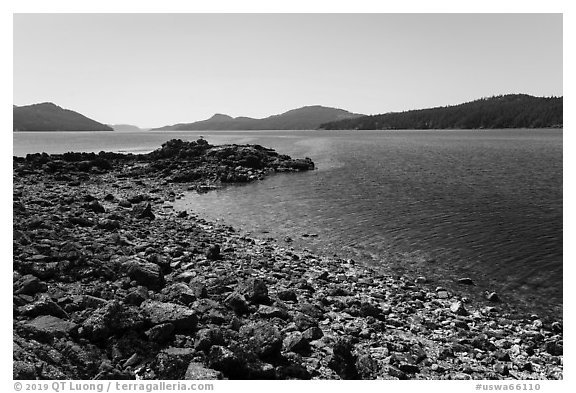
[13,139,562,380]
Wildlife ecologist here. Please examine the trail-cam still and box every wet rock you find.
[184,362,223,380]
[140,300,197,332]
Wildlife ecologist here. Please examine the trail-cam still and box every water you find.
[13,129,563,317]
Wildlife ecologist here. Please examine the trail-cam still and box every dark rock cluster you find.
[13,140,562,380]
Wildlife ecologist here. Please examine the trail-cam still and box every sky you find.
[13,13,563,128]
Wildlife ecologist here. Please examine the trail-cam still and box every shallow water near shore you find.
[14,129,563,317]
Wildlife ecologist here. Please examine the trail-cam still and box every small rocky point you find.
[13,139,562,380]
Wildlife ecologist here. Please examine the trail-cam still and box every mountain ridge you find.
[153,105,364,131]
[319,94,563,130]
[14,103,113,131]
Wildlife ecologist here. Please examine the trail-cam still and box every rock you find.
[69,216,94,227]
[207,346,242,376]
[355,353,379,379]
[184,362,223,380]
[126,261,165,289]
[85,200,105,213]
[205,244,220,260]
[223,292,250,314]
[292,311,318,331]
[132,202,155,220]
[97,219,120,231]
[399,363,420,374]
[450,301,468,316]
[162,283,196,306]
[387,366,408,380]
[124,287,149,306]
[154,347,195,379]
[258,305,289,320]
[327,338,358,379]
[282,331,310,354]
[14,274,47,295]
[80,301,144,341]
[302,326,323,341]
[118,199,132,208]
[238,278,269,304]
[551,321,562,333]
[457,277,475,285]
[437,290,449,299]
[140,300,197,332]
[146,323,175,343]
[239,321,282,359]
[194,327,225,352]
[21,315,77,342]
[189,281,208,299]
[485,291,500,302]
[13,360,38,379]
[359,302,385,320]
[544,341,563,356]
[19,295,68,319]
[494,363,509,376]
[277,289,298,302]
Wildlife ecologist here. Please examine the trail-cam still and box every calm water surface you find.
[13,129,563,317]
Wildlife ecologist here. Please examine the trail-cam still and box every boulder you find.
[140,300,197,332]
[238,278,269,304]
[21,315,77,342]
[80,301,145,341]
[184,362,223,380]
[125,261,164,289]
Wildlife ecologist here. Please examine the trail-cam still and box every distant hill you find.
[13,103,113,131]
[153,105,364,131]
[319,95,563,130]
[109,124,142,132]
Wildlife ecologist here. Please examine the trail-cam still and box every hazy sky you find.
[13,13,562,128]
